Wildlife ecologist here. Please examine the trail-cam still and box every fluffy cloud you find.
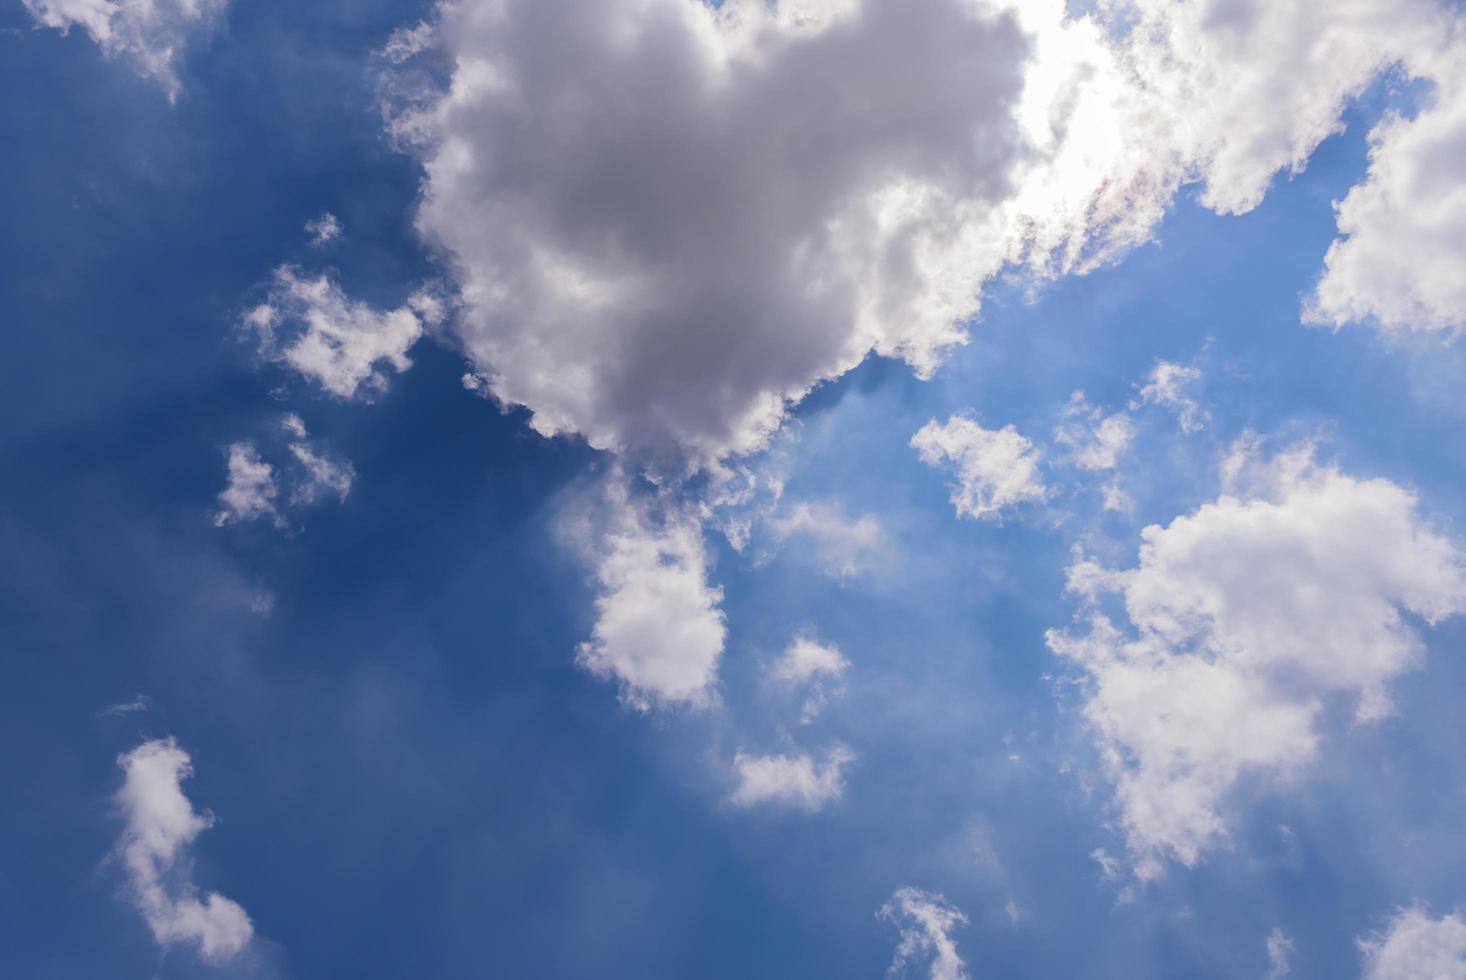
[576,484,726,710]
[1308,45,1466,334]
[214,416,353,528]
[1360,907,1466,980]
[878,887,969,980]
[245,267,439,401]
[770,634,849,686]
[391,0,1036,466]
[23,0,227,100]
[379,0,1466,471]
[769,633,850,723]
[730,744,855,811]
[214,442,279,527]
[114,738,253,964]
[1047,443,1466,877]
[912,414,1045,521]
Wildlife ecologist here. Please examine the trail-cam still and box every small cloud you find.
[1133,360,1205,434]
[1266,928,1294,979]
[1054,391,1134,471]
[113,738,254,964]
[213,416,354,531]
[304,212,343,247]
[99,695,152,718]
[214,442,279,528]
[575,477,725,711]
[769,634,851,724]
[244,266,425,401]
[730,744,855,812]
[912,413,1045,521]
[878,887,970,980]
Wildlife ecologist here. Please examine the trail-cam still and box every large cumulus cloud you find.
[386,0,1466,471]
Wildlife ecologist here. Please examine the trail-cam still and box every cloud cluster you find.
[1048,443,1466,878]
[878,887,970,980]
[912,413,1046,521]
[1360,907,1466,979]
[23,0,227,100]
[214,415,354,528]
[114,738,253,964]
[380,0,1466,470]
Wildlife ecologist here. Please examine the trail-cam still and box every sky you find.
[4,1,1466,978]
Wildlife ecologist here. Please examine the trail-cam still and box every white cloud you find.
[376,0,1466,471]
[390,0,1040,466]
[1090,848,1121,881]
[1308,46,1466,335]
[24,0,227,100]
[1360,907,1466,980]
[100,694,152,718]
[912,414,1045,521]
[245,266,435,401]
[1047,442,1466,878]
[1055,391,1134,471]
[764,500,884,578]
[730,743,855,811]
[1134,360,1206,434]
[770,634,850,723]
[1100,479,1133,514]
[1266,928,1295,979]
[878,886,970,980]
[214,442,279,528]
[114,738,253,964]
[304,212,343,247]
[576,483,726,711]
[288,442,354,507]
[214,417,353,529]
[771,634,849,686]
[279,412,308,440]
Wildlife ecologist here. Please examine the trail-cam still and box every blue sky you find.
[5,1,1466,978]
